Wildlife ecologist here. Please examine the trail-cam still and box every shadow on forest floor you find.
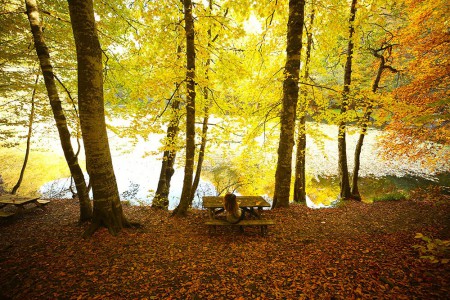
[0,195,449,299]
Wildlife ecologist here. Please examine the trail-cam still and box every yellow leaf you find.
[415,233,424,239]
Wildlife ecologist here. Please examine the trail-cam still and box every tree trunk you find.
[190,112,208,204]
[25,0,92,221]
[189,2,213,206]
[272,0,306,209]
[153,42,183,210]
[68,0,128,236]
[338,0,357,200]
[351,46,397,199]
[152,95,180,209]
[12,74,38,195]
[294,5,314,203]
[294,115,307,203]
[174,0,196,217]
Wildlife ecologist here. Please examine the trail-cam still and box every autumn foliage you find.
[382,0,450,164]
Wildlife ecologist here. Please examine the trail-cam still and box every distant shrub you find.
[372,191,408,202]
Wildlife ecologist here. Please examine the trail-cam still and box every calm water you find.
[39,122,449,208]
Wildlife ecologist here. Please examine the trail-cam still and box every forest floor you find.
[0,193,449,300]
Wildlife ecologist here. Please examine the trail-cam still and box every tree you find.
[11,74,38,195]
[294,2,315,203]
[0,1,52,150]
[173,0,196,217]
[351,44,398,199]
[25,0,92,221]
[68,0,128,236]
[189,0,217,206]
[272,0,306,208]
[382,0,449,164]
[152,46,183,210]
[189,91,209,205]
[337,0,357,200]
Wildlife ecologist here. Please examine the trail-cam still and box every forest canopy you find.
[0,0,448,220]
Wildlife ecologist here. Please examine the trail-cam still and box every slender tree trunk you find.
[152,94,180,209]
[294,5,315,203]
[153,42,183,210]
[294,115,306,203]
[189,1,214,205]
[338,0,357,200]
[25,0,92,221]
[273,0,306,208]
[190,111,208,204]
[351,47,397,199]
[68,0,128,236]
[12,74,38,195]
[174,0,196,217]
[153,40,183,210]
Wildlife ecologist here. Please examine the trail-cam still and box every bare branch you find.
[152,81,185,124]
[40,9,70,23]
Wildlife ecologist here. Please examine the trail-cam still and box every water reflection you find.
[39,122,449,208]
[306,195,338,209]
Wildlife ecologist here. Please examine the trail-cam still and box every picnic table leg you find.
[209,225,217,234]
[245,207,262,219]
[208,208,215,219]
[260,225,268,236]
[15,205,26,215]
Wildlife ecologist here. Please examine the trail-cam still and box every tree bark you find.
[25,0,92,221]
[12,74,38,195]
[273,0,306,208]
[294,5,314,203]
[174,0,196,217]
[68,0,128,235]
[338,0,357,200]
[152,94,180,209]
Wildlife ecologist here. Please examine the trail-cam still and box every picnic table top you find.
[0,194,40,205]
[202,196,271,209]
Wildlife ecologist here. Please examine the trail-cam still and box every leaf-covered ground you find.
[1,198,449,299]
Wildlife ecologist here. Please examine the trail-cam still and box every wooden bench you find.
[36,200,50,207]
[0,211,15,218]
[205,219,275,236]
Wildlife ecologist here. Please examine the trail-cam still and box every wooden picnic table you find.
[202,196,271,220]
[202,196,274,235]
[0,194,49,217]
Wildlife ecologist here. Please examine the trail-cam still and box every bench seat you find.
[36,200,50,207]
[205,219,275,235]
[0,211,15,218]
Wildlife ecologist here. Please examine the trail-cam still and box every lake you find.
[39,122,449,209]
